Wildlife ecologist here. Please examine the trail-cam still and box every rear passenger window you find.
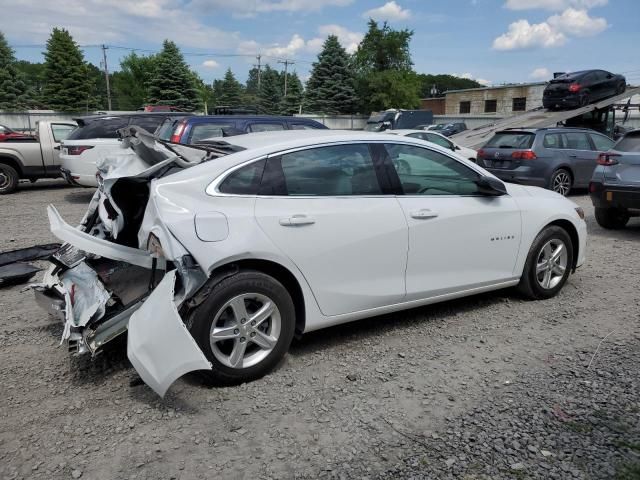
[590,134,614,152]
[562,132,592,150]
[66,117,129,140]
[290,124,317,130]
[272,144,382,196]
[249,123,285,132]
[130,116,165,133]
[218,159,265,195]
[425,133,453,149]
[543,133,563,148]
[189,124,234,143]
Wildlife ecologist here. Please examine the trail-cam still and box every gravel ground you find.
[0,180,639,480]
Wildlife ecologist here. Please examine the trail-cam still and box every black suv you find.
[477,127,615,196]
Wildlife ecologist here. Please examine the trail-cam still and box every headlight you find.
[147,233,165,258]
[575,207,585,220]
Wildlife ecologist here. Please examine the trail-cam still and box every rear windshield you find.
[485,132,535,149]
[156,118,182,140]
[189,123,235,143]
[615,133,640,152]
[67,117,129,140]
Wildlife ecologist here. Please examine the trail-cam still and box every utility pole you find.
[278,59,295,96]
[101,44,112,110]
[253,54,262,90]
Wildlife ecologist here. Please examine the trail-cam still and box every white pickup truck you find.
[0,121,76,194]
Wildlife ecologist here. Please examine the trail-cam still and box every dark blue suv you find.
[477,127,615,196]
[156,115,328,145]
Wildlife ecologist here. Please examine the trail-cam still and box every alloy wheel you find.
[552,172,571,196]
[209,293,281,369]
[535,239,568,290]
[0,172,9,190]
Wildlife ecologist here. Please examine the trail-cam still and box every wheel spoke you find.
[250,301,275,328]
[211,325,239,341]
[229,339,247,368]
[543,243,553,259]
[552,263,566,275]
[229,297,249,323]
[251,330,277,350]
[550,243,564,263]
[542,269,552,289]
[536,262,548,275]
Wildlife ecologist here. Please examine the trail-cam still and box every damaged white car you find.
[33,127,587,397]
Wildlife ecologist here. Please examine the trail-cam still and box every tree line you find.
[0,21,482,114]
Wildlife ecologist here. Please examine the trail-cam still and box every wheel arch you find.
[206,259,307,336]
[545,219,579,272]
[0,155,24,177]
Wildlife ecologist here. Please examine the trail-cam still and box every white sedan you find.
[387,129,478,162]
[33,128,587,396]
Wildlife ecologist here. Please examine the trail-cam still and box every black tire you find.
[549,168,572,196]
[0,163,19,195]
[595,207,629,230]
[580,92,590,107]
[517,226,574,300]
[189,270,296,385]
[617,83,626,95]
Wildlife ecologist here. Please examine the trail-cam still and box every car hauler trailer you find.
[451,86,640,149]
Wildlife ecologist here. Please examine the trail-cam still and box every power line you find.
[278,59,295,96]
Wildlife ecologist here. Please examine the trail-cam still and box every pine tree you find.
[147,40,199,110]
[257,65,282,114]
[305,35,357,114]
[279,71,303,115]
[218,68,244,107]
[0,32,30,110]
[42,28,92,111]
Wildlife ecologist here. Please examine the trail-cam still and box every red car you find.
[0,125,34,142]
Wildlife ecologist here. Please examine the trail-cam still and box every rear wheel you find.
[189,270,296,385]
[595,207,629,229]
[518,226,573,300]
[549,168,572,196]
[617,83,626,95]
[0,164,19,195]
[579,92,590,107]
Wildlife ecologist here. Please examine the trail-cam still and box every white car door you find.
[383,142,522,301]
[254,143,408,316]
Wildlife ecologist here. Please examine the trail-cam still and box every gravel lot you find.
[0,180,639,480]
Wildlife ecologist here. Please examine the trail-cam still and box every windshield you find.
[485,132,535,149]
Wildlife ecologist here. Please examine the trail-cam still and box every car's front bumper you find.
[589,181,640,210]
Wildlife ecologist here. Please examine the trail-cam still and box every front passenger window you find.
[385,144,480,196]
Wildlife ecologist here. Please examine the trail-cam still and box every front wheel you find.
[189,270,296,385]
[595,207,629,229]
[549,169,572,196]
[0,164,19,195]
[518,226,573,300]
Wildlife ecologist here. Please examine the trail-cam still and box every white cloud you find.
[492,19,566,50]
[547,8,607,36]
[493,6,607,50]
[189,0,353,17]
[238,25,363,58]
[453,72,492,86]
[0,0,239,48]
[363,1,411,21]
[202,59,220,68]
[504,0,607,10]
[530,67,551,80]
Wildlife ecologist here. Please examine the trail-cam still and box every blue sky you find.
[1,0,639,87]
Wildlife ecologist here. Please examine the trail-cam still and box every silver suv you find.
[477,127,615,196]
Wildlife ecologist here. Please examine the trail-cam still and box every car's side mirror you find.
[454,145,460,150]
[475,176,507,196]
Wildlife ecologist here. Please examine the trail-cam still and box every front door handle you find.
[279,215,316,226]
[410,209,439,219]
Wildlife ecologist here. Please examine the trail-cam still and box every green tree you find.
[147,40,198,110]
[257,65,282,114]
[358,70,421,111]
[243,67,261,107]
[417,74,482,97]
[193,74,215,114]
[353,20,413,73]
[217,68,244,107]
[0,32,30,110]
[112,52,157,110]
[304,35,357,114]
[14,61,46,108]
[42,28,92,111]
[279,71,303,115]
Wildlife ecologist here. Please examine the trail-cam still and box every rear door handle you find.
[410,209,439,219]
[279,215,316,226]
[568,154,578,158]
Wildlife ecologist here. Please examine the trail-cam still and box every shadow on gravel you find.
[289,288,513,358]
[15,179,76,192]
[66,336,132,386]
[64,189,95,204]
[588,220,640,241]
